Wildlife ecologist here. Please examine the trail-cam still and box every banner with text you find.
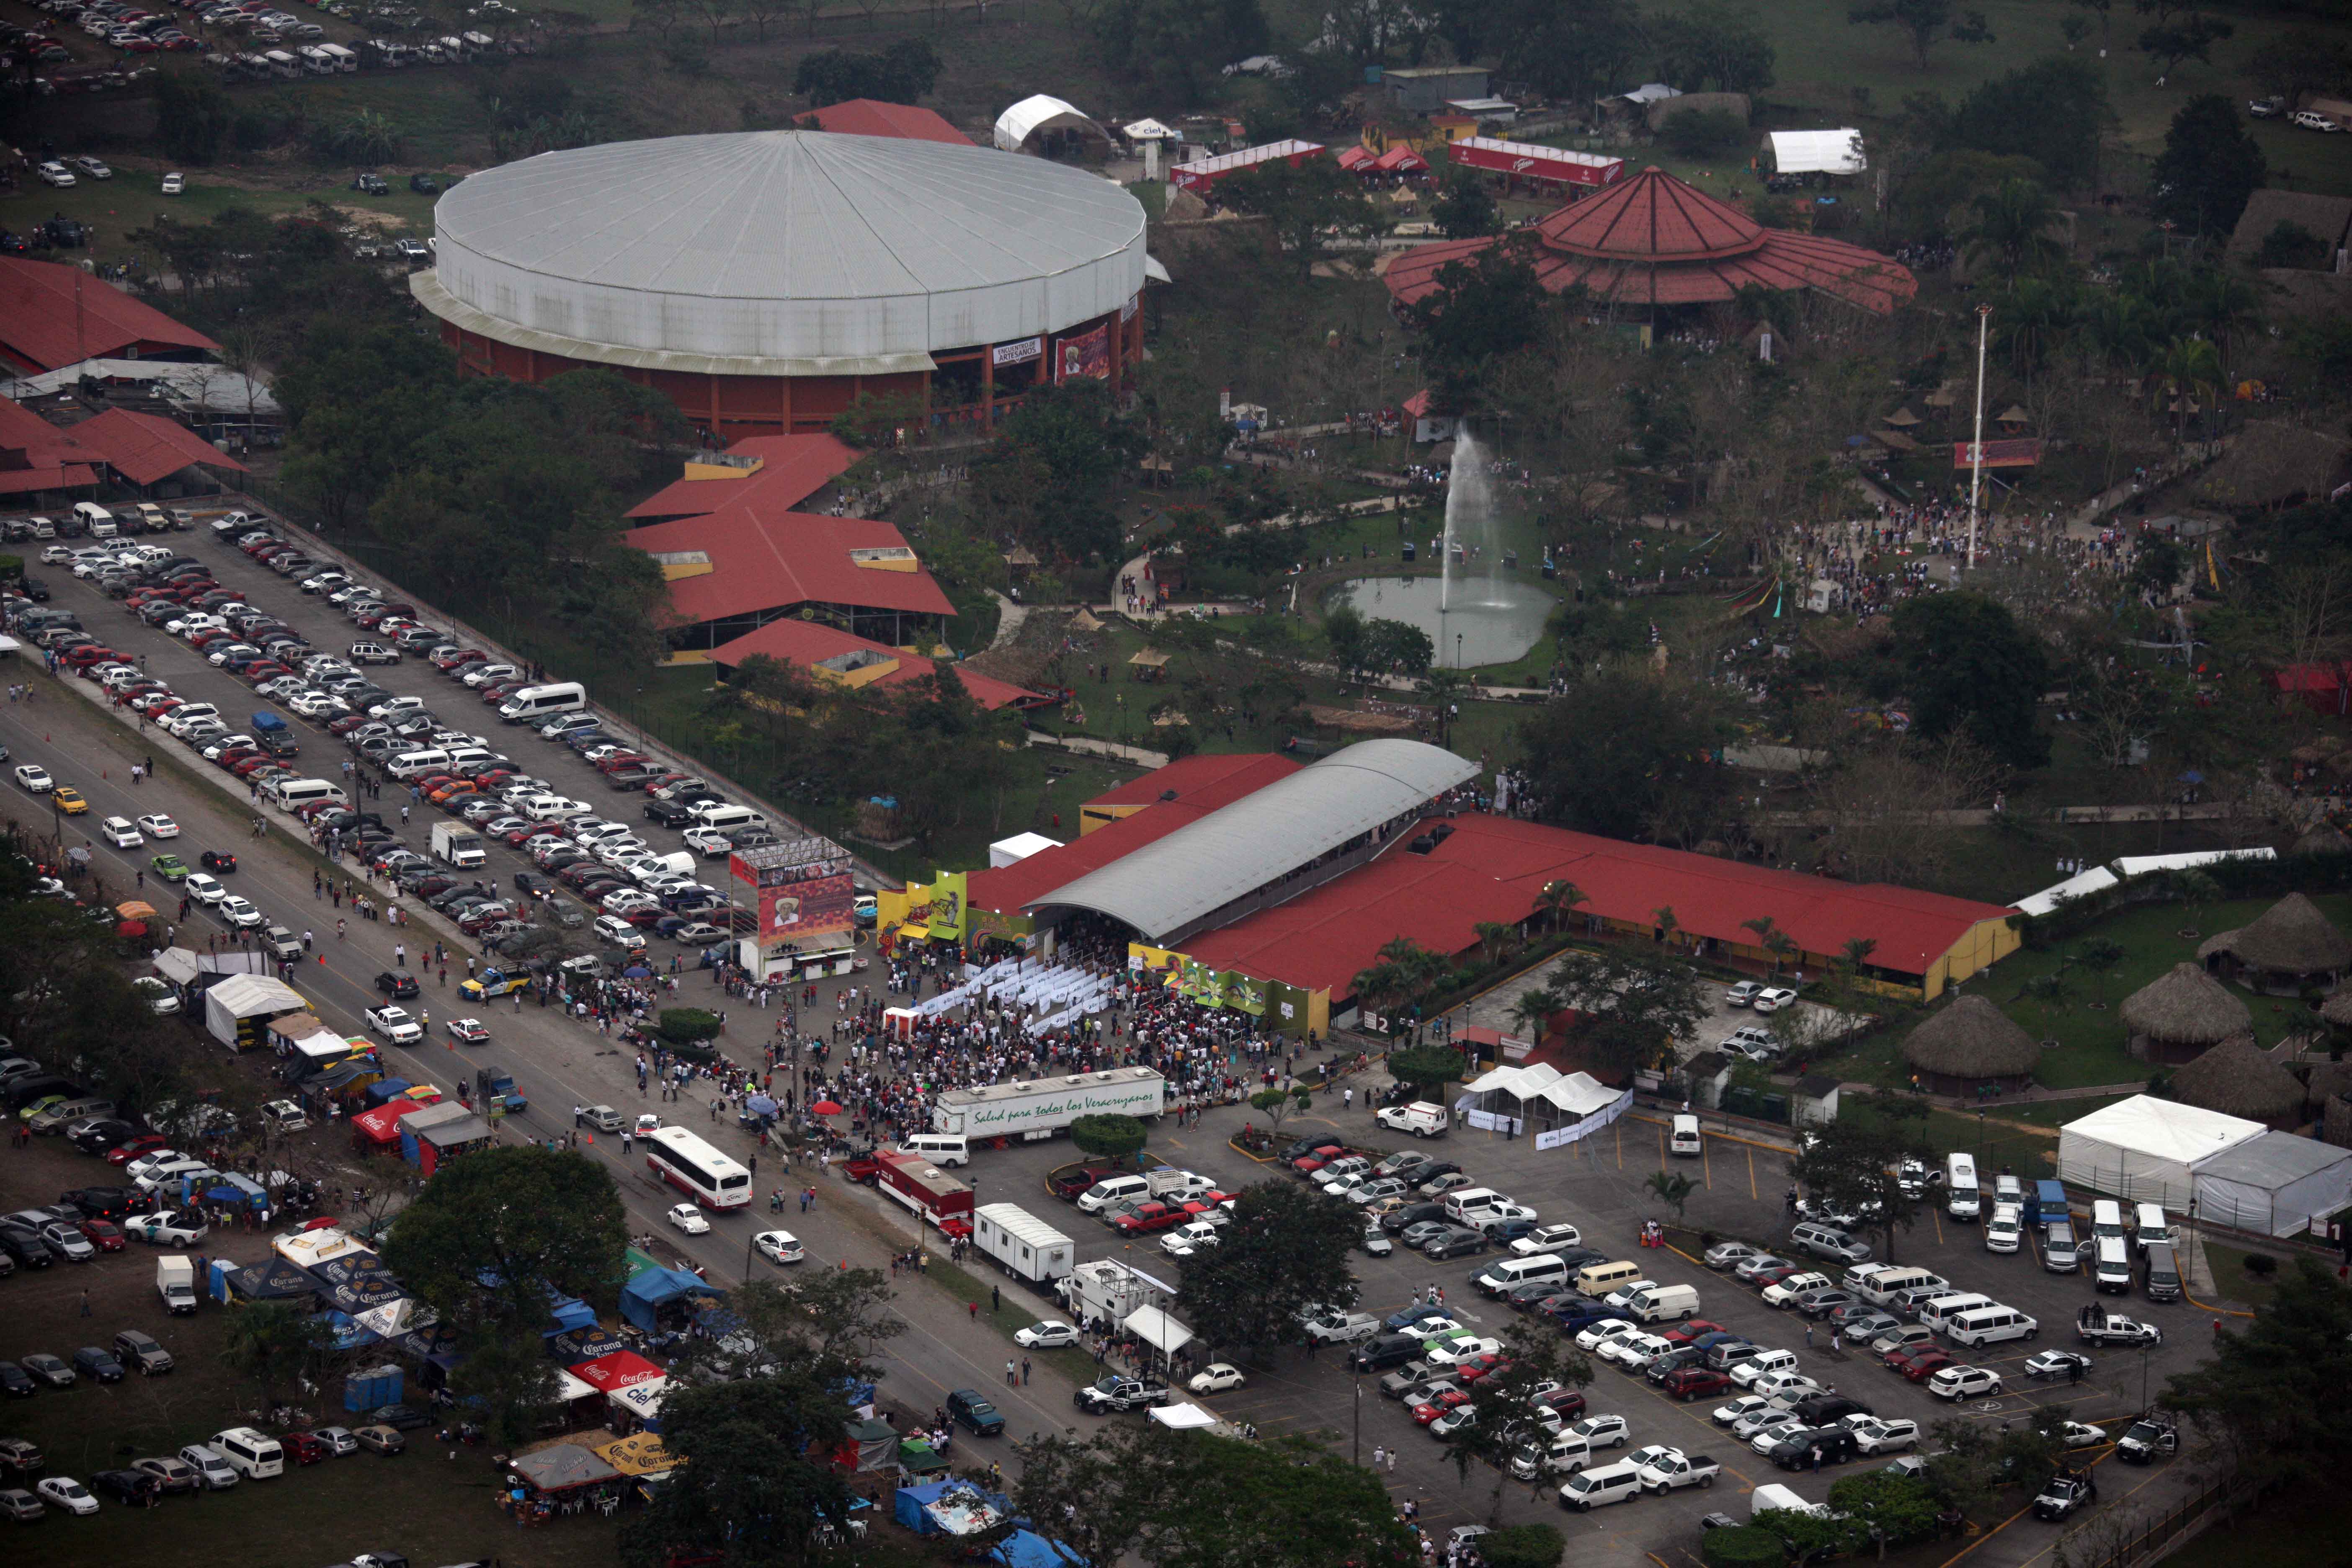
[729,837,856,952]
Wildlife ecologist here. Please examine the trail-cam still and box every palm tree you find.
[1741,915,1796,975]
[1835,936,1880,1001]
[2184,267,2260,385]
[1653,905,1680,945]
[1532,879,1587,936]
[1961,180,2066,284]
[1473,921,1518,969]
[342,107,405,165]
[1645,1169,1700,1224]
[2156,335,2222,445]
[1509,984,1561,1042]
[2000,276,2081,383]
[2072,937,2125,1007]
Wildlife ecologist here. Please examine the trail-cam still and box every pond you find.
[1328,575,1558,668]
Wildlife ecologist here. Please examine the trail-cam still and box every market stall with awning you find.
[1148,1402,1220,1430]
[1122,1305,1193,1356]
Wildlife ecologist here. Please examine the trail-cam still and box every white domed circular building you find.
[414,129,1153,438]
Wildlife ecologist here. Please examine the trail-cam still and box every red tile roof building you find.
[0,257,221,373]
[0,396,100,498]
[1386,166,1916,315]
[627,434,860,523]
[792,99,976,146]
[629,508,955,649]
[704,616,1042,711]
[66,407,248,487]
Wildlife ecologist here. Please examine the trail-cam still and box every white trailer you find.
[933,1067,1167,1141]
[972,1202,1075,1284]
[1055,1258,1173,1327]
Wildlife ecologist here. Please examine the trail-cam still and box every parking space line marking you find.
[1702,1133,1712,1190]
[1747,1145,1756,1201]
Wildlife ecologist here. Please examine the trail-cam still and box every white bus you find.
[644,1126,751,1210]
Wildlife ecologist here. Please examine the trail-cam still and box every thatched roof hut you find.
[2204,892,2352,993]
[1903,994,2041,1093]
[2120,962,2253,1064]
[2293,823,2351,857]
[2320,988,2352,1033]
[2167,1035,2307,1128]
[2194,420,2349,510]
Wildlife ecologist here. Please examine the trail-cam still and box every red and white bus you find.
[876,1149,975,1237]
[645,1126,752,1210]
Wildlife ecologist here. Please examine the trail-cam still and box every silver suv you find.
[176,1444,237,1490]
[1790,1222,1872,1263]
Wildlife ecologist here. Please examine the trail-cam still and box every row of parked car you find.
[0,1418,413,1520]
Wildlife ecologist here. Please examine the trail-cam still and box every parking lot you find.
[1,502,2212,1564]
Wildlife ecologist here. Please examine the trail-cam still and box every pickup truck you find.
[1303,1310,1381,1346]
[1073,1375,1170,1415]
[1637,1452,1721,1493]
[2076,1305,2164,1347]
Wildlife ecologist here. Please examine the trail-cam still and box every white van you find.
[210,1426,284,1479]
[1918,1292,1995,1330]
[2133,1203,2171,1253]
[1560,1460,1643,1510]
[1475,1254,1568,1296]
[2091,1199,2126,1240]
[268,777,347,812]
[1669,1114,1702,1156]
[1945,1153,1981,1220]
[1575,1259,1645,1297]
[1984,1203,2024,1254]
[1077,1173,1149,1215]
[2093,1235,2133,1294]
[1993,1173,2024,1209]
[262,48,299,77]
[897,1133,969,1168]
[318,40,356,69]
[72,501,116,536]
[1946,1305,2038,1347]
[1849,1265,1944,1308]
[386,748,451,779]
[690,802,768,835]
[1627,1282,1701,1323]
[498,681,587,722]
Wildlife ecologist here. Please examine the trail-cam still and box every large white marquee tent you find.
[2060,1094,2352,1235]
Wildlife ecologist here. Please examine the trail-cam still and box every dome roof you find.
[418,130,1147,376]
[1536,167,1764,260]
[1387,165,1916,315]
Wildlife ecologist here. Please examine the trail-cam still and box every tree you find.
[154,69,237,163]
[1385,1044,1468,1099]
[1742,914,1798,975]
[1646,1169,1700,1223]
[2163,1257,2352,1485]
[1847,0,1993,70]
[1431,167,1499,240]
[1249,1085,1313,1132]
[2072,937,2125,1005]
[1790,1102,1928,1263]
[1825,1470,1941,1552]
[1518,671,1740,841]
[1544,946,1712,1079]
[1436,1320,1586,1521]
[973,379,1146,565]
[1664,107,1751,158]
[1534,879,1588,935]
[380,1145,628,1330]
[1361,616,1435,678]
[1948,58,2109,191]
[219,1301,332,1411]
[2149,95,2266,238]
[1493,0,1645,106]
[2137,14,2231,77]
[1481,1525,1567,1568]
[1473,921,1519,968]
[1960,179,2066,283]
[1651,1,1776,93]
[1175,1180,1359,1355]
[1407,236,1557,409]
[792,38,941,106]
[657,1007,722,1048]
[1324,604,1368,676]
[623,1374,859,1568]
[453,1326,562,1447]
[1888,592,2052,769]
[2244,29,2352,111]
[1094,0,1269,105]
[1219,157,1387,281]
[1070,1113,1149,1166]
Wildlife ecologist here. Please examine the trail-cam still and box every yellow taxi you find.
[51,785,88,815]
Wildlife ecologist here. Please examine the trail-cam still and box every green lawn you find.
[1840,1097,2064,1182]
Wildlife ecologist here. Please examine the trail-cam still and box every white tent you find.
[989,832,1063,868]
[2113,848,2276,878]
[2192,1132,2352,1238]
[995,95,1105,153]
[1148,1402,1221,1430]
[202,973,310,1049]
[1766,129,1866,175]
[2012,866,2121,917]
[2058,1096,2265,1210]
[1122,1305,1194,1355]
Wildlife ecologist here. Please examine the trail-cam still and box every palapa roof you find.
[2194,420,2349,509]
[2293,823,2352,856]
[2321,989,2352,1030]
[1902,993,2041,1078]
[2120,962,2252,1047]
[2220,892,2352,975]
[1879,406,1921,426]
[1386,166,1916,315]
[2167,1035,2307,1122]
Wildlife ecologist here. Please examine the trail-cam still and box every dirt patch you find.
[329,204,407,232]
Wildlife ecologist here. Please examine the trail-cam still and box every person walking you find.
[1005,1358,1017,1385]
[394,942,405,967]
[1021,1357,1032,1385]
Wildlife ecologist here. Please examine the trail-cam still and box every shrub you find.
[1702,1525,1785,1568]
[1481,1524,1566,1568]
[657,1008,722,1047]
[1070,1114,1148,1166]
[2244,1253,2279,1279]
[1664,107,1750,158]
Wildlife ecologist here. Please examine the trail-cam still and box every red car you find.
[1454,1357,1514,1385]
[1290,1145,1344,1175]
[432,649,487,671]
[1895,1350,1958,1383]
[1411,1387,1470,1424]
[1111,1202,1187,1236]
[1659,1367,1734,1402]
[77,1219,126,1253]
[1748,1266,1802,1291]
[106,1135,168,1165]
[281,1431,327,1466]
[1663,1320,1728,1346]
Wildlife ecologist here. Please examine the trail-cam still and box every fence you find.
[2059,1473,2263,1568]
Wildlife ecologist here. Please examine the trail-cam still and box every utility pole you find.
[1966,302,1992,573]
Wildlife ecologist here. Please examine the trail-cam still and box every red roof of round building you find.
[1387,166,1916,315]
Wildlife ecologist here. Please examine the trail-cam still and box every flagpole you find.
[1966,303,1991,573]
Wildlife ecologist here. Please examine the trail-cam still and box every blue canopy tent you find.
[895,1481,1011,1537]
[619,1267,726,1332]
[315,1310,383,1352]
[547,1295,598,1337]
[367,1078,414,1105]
[993,1530,1091,1568]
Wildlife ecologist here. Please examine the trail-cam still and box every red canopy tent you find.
[1373,146,1429,173]
[1335,145,1375,171]
[350,1099,418,1147]
[569,1350,668,1393]
[1446,136,1622,191]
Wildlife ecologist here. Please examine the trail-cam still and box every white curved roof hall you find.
[419,130,1146,376]
[1028,739,1477,941]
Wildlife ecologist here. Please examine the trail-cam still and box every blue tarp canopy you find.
[315,1310,383,1351]
[368,1078,413,1104]
[619,1266,725,1332]
[993,1530,1091,1568]
[547,1295,598,1335]
[895,1482,955,1534]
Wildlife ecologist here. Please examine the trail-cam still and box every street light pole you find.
[1966,302,1992,572]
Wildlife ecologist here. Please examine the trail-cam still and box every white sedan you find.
[35,1477,98,1515]
[753,1230,804,1264]
[136,813,181,839]
[365,1005,423,1043]
[1188,1362,1245,1394]
[1014,1320,1081,1350]
[667,1203,710,1236]
[100,816,143,849]
[13,763,52,793]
